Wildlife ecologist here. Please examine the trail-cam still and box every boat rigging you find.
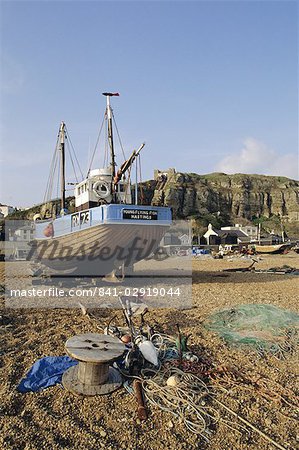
[44,92,146,215]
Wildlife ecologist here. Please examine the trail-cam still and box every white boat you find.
[254,243,290,254]
[31,93,172,277]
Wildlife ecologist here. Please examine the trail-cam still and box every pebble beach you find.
[0,253,298,450]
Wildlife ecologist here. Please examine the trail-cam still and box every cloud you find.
[216,138,298,180]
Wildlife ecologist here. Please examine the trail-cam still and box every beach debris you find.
[62,333,125,396]
[15,310,297,450]
[78,302,88,316]
[175,323,191,365]
[121,334,131,344]
[130,301,148,317]
[166,375,180,387]
[142,367,216,438]
[119,295,148,320]
[255,265,299,275]
[133,379,147,421]
[222,259,257,272]
[205,304,299,355]
[176,323,183,364]
[102,269,123,284]
[212,397,289,450]
[164,358,212,376]
[99,429,107,438]
[175,325,190,354]
[104,325,120,336]
[17,356,78,393]
[136,336,158,366]
[104,315,121,337]
[183,352,199,363]
[192,248,211,257]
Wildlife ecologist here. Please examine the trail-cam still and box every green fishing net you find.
[205,304,299,354]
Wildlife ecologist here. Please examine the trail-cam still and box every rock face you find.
[6,171,298,227]
[146,170,299,222]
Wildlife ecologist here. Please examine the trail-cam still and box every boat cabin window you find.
[78,184,87,195]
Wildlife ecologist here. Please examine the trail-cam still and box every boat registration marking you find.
[122,209,158,220]
[71,211,91,228]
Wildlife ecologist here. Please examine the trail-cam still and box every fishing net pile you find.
[205,304,299,355]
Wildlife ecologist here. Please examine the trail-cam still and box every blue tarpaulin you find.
[17,356,78,393]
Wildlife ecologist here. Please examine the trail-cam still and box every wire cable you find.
[112,110,126,161]
[87,114,106,175]
[66,138,79,183]
[65,125,84,180]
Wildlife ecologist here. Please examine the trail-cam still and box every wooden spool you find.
[62,333,125,396]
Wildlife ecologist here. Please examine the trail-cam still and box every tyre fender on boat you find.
[93,180,111,199]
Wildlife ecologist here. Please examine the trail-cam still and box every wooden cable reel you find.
[62,333,125,396]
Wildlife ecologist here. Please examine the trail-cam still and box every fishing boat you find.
[254,243,291,254]
[31,93,172,278]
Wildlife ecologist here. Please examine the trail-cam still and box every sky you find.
[0,0,298,207]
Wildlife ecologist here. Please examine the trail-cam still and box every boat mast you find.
[59,122,66,212]
[103,92,117,178]
[280,217,285,243]
[135,154,138,205]
[258,221,261,245]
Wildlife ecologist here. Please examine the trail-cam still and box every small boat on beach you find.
[254,243,291,254]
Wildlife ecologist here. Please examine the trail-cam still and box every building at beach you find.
[6,222,35,260]
[203,223,250,246]
[0,204,15,217]
[220,224,258,240]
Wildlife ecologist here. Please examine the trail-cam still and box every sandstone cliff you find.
[142,170,299,223]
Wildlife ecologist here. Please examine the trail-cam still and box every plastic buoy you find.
[137,340,158,366]
[43,223,54,237]
[166,375,180,387]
